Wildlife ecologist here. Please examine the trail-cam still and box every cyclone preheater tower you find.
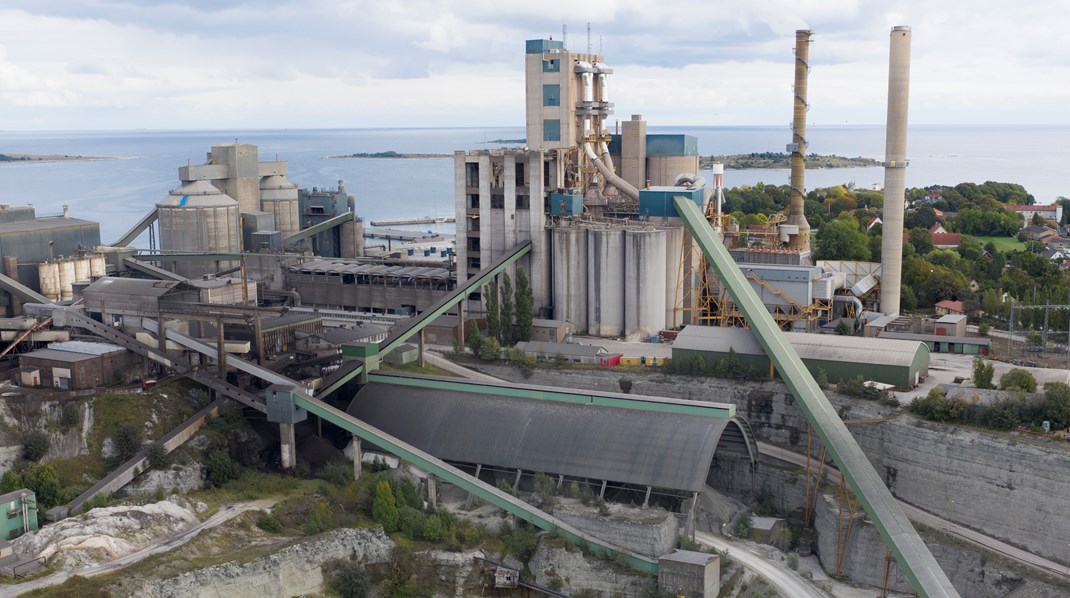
[879,26,912,315]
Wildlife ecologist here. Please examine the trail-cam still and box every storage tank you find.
[157,180,240,279]
[58,258,77,301]
[37,261,60,302]
[259,174,300,238]
[551,227,588,331]
[73,257,91,284]
[586,227,625,337]
[89,255,106,277]
[662,226,686,328]
[624,229,667,339]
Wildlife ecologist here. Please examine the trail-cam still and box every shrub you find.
[973,357,995,389]
[1043,382,1070,428]
[422,513,446,543]
[618,376,634,394]
[22,463,61,508]
[496,479,516,496]
[533,472,556,508]
[518,355,536,379]
[155,484,165,501]
[398,506,426,539]
[205,449,239,487]
[23,430,50,461]
[391,478,422,510]
[977,323,991,336]
[465,321,481,355]
[60,402,80,430]
[787,552,800,570]
[0,470,23,494]
[305,500,336,535]
[1000,368,1037,393]
[325,558,372,598]
[477,336,501,361]
[501,525,539,562]
[146,444,168,470]
[553,353,567,368]
[112,423,143,462]
[814,369,830,389]
[256,513,282,533]
[372,480,399,532]
[734,513,753,538]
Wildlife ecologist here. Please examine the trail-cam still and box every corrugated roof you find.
[673,325,927,369]
[292,259,450,280]
[22,348,99,363]
[0,217,98,234]
[49,340,125,355]
[84,277,184,297]
[347,381,736,491]
[516,341,607,357]
[660,549,717,566]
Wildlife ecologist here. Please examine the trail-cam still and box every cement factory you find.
[0,25,1020,598]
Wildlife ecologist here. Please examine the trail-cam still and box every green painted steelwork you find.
[294,394,658,574]
[369,372,734,418]
[673,196,958,598]
[282,212,354,246]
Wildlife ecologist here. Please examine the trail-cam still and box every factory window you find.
[516,195,530,210]
[467,194,480,209]
[465,162,479,187]
[467,237,480,251]
[468,257,481,270]
[543,59,559,73]
[490,194,505,209]
[310,206,326,215]
[543,84,560,106]
[467,217,480,232]
[515,162,526,186]
[543,119,561,142]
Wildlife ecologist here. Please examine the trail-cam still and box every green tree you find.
[421,513,446,542]
[477,336,501,361]
[372,480,399,532]
[22,463,61,508]
[973,357,995,389]
[484,282,499,343]
[0,470,23,494]
[908,228,934,254]
[326,559,372,598]
[900,284,918,312]
[514,268,534,342]
[23,430,50,461]
[305,500,336,535]
[465,320,481,355]
[618,376,634,394]
[814,216,869,261]
[1043,382,1070,428]
[500,273,514,346]
[205,449,239,487]
[1000,368,1037,392]
[60,402,80,430]
[112,423,142,462]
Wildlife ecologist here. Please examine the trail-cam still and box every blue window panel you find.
[543,84,560,106]
[543,59,560,73]
[543,119,561,142]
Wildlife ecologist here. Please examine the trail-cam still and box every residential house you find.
[934,300,965,316]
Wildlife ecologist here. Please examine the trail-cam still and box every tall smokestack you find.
[786,30,812,250]
[879,26,912,315]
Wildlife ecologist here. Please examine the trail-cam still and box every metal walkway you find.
[673,195,958,597]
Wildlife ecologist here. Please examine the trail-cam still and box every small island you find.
[0,153,116,163]
[329,151,451,159]
[483,138,526,144]
[700,152,881,170]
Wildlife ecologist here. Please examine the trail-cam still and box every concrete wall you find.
[552,499,678,558]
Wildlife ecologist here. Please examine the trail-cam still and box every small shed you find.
[19,341,136,390]
[658,549,719,598]
[531,319,573,343]
[515,341,621,366]
[383,343,419,365]
[750,516,788,546]
[934,314,967,337]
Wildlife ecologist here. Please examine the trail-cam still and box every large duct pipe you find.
[578,61,640,201]
[786,30,813,250]
[879,26,912,316]
[672,173,707,190]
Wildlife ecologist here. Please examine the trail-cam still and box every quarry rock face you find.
[131,527,395,598]
[529,541,651,597]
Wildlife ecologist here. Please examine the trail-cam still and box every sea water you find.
[0,125,1065,243]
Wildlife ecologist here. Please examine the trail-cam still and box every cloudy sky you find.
[1,0,1067,130]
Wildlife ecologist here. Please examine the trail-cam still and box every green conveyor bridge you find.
[672,195,958,597]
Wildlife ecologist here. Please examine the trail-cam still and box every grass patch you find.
[18,574,110,597]
[975,235,1026,252]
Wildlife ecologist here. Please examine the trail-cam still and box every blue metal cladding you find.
[550,193,583,216]
[526,39,563,54]
[638,187,704,218]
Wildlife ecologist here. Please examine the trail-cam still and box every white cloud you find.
[0,1,1067,130]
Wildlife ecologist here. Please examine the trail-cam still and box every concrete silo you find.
[586,227,625,337]
[157,180,241,279]
[259,174,300,239]
[624,228,667,339]
[552,227,589,332]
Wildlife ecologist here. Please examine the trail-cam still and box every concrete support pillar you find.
[599,480,607,500]
[458,302,466,353]
[216,317,226,380]
[642,486,652,509]
[557,474,564,490]
[464,464,482,509]
[418,330,425,368]
[686,491,699,539]
[513,468,523,490]
[351,435,362,481]
[427,476,437,509]
[254,310,265,366]
[4,256,20,316]
[279,423,296,470]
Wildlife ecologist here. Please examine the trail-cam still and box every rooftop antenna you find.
[599,35,603,55]
[562,23,567,49]
[587,22,591,54]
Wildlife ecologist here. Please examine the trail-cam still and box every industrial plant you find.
[4,23,1059,598]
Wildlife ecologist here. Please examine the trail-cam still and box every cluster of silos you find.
[259,175,299,239]
[157,180,241,279]
[552,223,683,339]
[38,255,106,302]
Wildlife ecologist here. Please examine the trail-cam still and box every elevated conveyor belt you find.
[65,310,183,371]
[0,272,52,305]
[122,257,187,281]
[673,196,958,597]
[282,212,354,247]
[112,208,158,247]
[294,394,658,574]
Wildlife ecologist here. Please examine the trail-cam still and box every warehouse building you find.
[18,341,138,390]
[671,325,929,389]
